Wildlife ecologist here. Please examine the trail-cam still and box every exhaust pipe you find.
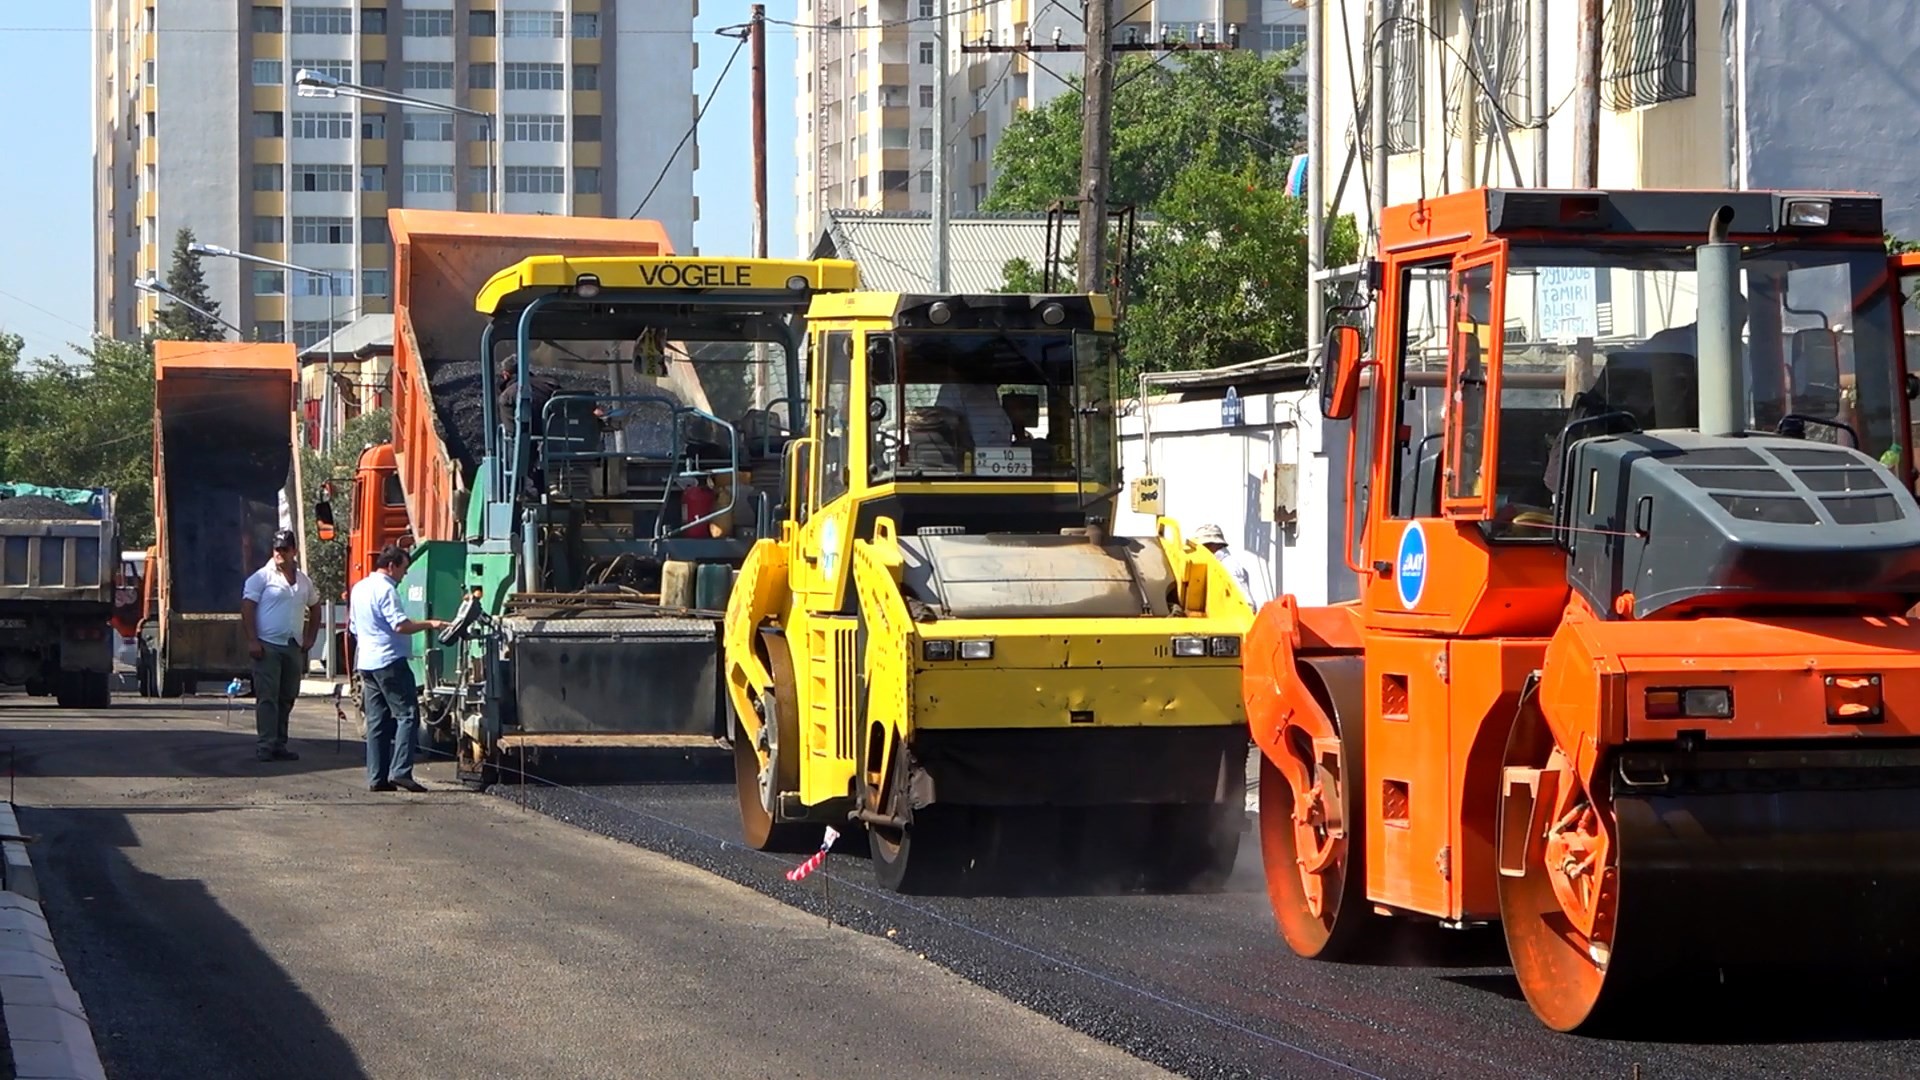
[1696,205,1746,437]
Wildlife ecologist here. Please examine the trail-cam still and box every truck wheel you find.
[159,666,185,699]
[23,679,49,699]
[84,671,111,709]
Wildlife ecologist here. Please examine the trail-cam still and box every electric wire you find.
[629,27,750,219]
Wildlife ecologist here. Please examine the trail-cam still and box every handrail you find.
[536,392,744,540]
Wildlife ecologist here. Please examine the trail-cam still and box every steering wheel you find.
[438,592,485,647]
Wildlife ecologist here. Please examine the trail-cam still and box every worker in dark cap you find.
[497,356,564,494]
[241,528,319,762]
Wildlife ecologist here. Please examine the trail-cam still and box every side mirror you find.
[1906,373,1919,401]
[1790,328,1841,418]
[867,335,896,386]
[313,499,336,542]
[1319,325,1365,421]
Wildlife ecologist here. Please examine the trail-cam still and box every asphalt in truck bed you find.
[493,749,1920,1080]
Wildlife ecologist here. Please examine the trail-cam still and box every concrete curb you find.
[0,806,106,1080]
[298,677,349,699]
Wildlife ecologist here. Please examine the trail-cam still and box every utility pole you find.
[749,5,770,407]
[1306,0,1325,358]
[932,0,951,291]
[1369,0,1388,242]
[1572,0,1601,187]
[1530,0,1548,186]
[964,15,1238,295]
[1077,1,1114,294]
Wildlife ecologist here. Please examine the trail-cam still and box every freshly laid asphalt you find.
[0,692,1167,1080]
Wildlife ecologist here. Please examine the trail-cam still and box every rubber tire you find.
[159,664,185,699]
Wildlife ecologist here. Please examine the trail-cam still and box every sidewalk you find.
[0,804,105,1080]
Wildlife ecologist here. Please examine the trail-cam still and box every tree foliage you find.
[299,408,394,602]
[0,334,156,546]
[984,48,1358,378]
[154,228,226,342]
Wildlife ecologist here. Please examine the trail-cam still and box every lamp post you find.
[189,243,339,451]
[132,277,244,339]
[294,68,498,213]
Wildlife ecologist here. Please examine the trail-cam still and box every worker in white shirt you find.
[1192,523,1274,609]
[240,528,319,762]
[349,545,448,792]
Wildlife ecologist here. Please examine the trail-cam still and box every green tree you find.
[0,335,156,546]
[154,228,226,342]
[1889,234,1920,255]
[299,408,394,602]
[984,48,1357,378]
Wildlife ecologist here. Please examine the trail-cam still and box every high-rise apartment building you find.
[792,0,1304,252]
[95,1,700,347]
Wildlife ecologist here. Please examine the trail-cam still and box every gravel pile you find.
[425,358,685,474]
[0,495,94,520]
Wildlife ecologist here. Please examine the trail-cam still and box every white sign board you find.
[1537,267,1598,342]
[972,447,1034,478]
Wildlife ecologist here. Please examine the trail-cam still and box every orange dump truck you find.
[143,341,303,697]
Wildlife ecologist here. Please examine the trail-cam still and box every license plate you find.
[973,447,1034,477]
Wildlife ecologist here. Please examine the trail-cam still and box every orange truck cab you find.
[1246,188,1920,1032]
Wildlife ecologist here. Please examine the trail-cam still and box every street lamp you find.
[294,68,498,213]
[133,277,243,339]
[188,243,340,453]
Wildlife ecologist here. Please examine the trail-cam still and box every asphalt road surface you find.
[0,691,1168,1080]
[487,748,1920,1080]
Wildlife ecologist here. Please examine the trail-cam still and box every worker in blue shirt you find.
[348,545,447,792]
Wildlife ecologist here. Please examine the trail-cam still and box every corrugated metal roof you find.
[301,313,395,360]
[811,212,1059,294]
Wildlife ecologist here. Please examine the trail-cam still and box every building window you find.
[574,64,599,90]
[1605,0,1695,108]
[253,217,285,243]
[291,111,354,139]
[292,163,354,191]
[469,10,496,37]
[919,41,935,65]
[403,112,454,141]
[881,127,910,149]
[919,169,932,193]
[469,63,495,89]
[918,84,934,109]
[879,84,907,108]
[970,134,986,161]
[403,9,452,37]
[251,6,282,33]
[297,270,353,296]
[881,170,910,192]
[573,115,601,142]
[403,62,454,90]
[1450,0,1529,137]
[503,10,563,38]
[575,167,601,194]
[572,13,600,39]
[255,322,287,343]
[362,216,389,244]
[504,114,565,142]
[252,269,286,295]
[292,217,353,244]
[252,111,285,138]
[361,112,387,140]
[361,7,386,35]
[252,165,283,191]
[252,59,283,85]
[403,165,456,194]
[1262,22,1306,54]
[1383,0,1422,153]
[465,116,492,141]
[289,6,352,34]
[505,166,566,194]
[361,60,387,87]
[363,269,391,297]
[971,183,987,209]
[361,165,386,192]
[463,167,491,194]
[293,59,352,83]
[919,127,933,150]
[504,62,565,90]
[293,321,333,348]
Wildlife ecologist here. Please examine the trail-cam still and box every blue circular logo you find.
[1396,522,1428,609]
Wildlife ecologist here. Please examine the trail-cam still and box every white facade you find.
[1318,0,1920,241]
[794,0,1307,254]
[95,0,697,346]
[1117,384,1358,608]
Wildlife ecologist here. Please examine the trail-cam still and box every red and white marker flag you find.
[786,827,841,882]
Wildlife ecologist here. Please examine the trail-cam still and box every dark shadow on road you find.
[0,709,360,780]
[25,804,370,1080]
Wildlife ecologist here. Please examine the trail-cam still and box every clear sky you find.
[0,2,800,363]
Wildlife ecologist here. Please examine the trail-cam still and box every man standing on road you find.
[241,529,319,763]
[1192,523,1274,609]
[349,545,448,793]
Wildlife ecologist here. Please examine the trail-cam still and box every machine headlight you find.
[785,274,809,291]
[958,639,994,661]
[1209,635,1240,658]
[1171,636,1208,658]
[928,301,954,325]
[922,639,955,662]
[1040,302,1066,325]
[1645,686,1733,719]
[1783,198,1832,228]
[573,273,602,298]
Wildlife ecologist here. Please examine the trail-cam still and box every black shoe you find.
[271,747,300,761]
[369,781,395,792]
[390,776,428,793]
[255,748,274,762]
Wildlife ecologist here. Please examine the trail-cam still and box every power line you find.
[629,29,749,219]
[768,0,1003,33]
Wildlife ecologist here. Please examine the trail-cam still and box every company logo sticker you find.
[1396,522,1428,610]
[819,516,841,578]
